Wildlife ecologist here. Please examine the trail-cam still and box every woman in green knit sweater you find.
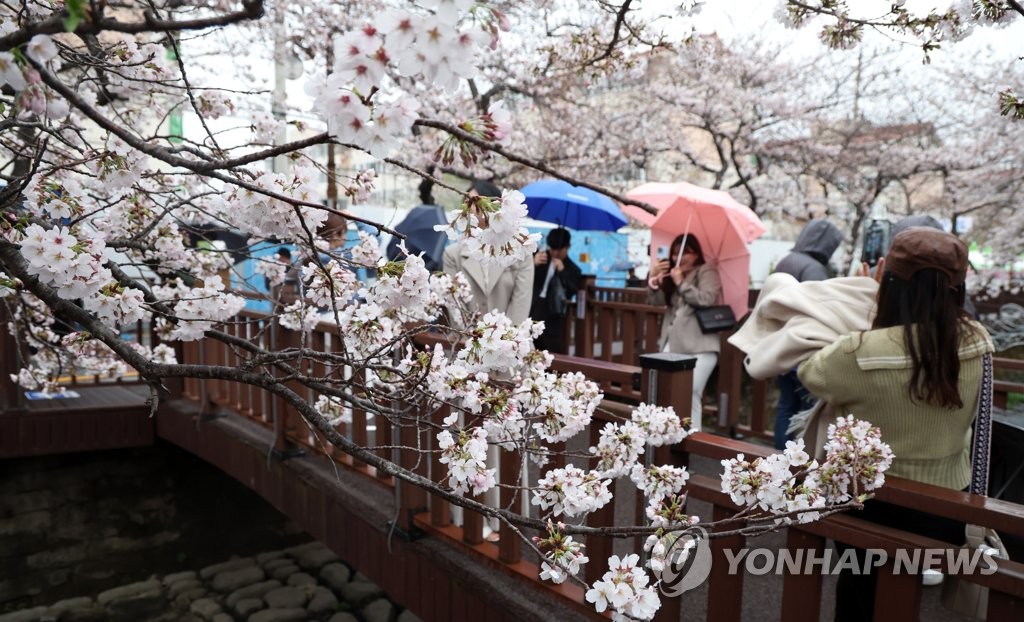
[798,227,994,622]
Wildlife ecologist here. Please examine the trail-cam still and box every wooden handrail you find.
[550,353,643,402]
[994,356,1024,371]
[683,432,1024,537]
[686,473,1024,592]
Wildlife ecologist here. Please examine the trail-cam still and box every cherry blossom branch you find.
[155,27,224,155]
[0,2,266,50]
[26,63,404,237]
[578,0,635,68]
[414,118,657,215]
[381,156,470,197]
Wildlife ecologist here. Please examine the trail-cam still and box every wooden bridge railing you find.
[175,312,697,620]
[0,304,152,413]
[564,281,769,439]
[570,281,665,367]
[5,280,1019,445]
[0,304,156,457]
[174,311,1024,621]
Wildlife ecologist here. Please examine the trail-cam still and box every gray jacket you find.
[647,264,723,355]
[772,220,843,282]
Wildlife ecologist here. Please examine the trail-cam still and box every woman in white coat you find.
[442,180,534,326]
[441,180,533,541]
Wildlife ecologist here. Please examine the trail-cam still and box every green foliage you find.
[999,89,1024,120]
[63,0,84,32]
[1008,392,1023,410]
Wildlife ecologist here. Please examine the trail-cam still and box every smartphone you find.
[656,246,669,261]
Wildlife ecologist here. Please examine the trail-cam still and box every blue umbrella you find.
[385,204,448,271]
[520,179,627,231]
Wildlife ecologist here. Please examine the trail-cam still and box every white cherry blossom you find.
[0,51,25,90]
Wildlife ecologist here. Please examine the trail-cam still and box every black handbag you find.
[546,274,569,317]
[694,305,736,334]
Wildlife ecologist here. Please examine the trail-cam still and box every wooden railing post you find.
[429,404,452,528]
[873,558,922,620]
[270,321,302,458]
[639,352,696,447]
[462,493,485,546]
[780,528,825,621]
[749,378,768,439]
[396,397,429,534]
[585,417,616,585]
[163,343,186,401]
[708,503,744,622]
[635,353,696,620]
[715,333,743,437]
[0,303,23,413]
[498,448,522,564]
[573,276,595,358]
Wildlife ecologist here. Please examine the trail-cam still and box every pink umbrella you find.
[623,182,765,319]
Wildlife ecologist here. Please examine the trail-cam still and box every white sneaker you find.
[922,569,944,586]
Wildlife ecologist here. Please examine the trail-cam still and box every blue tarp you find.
[234,227,376,312]
[235,226,634,311]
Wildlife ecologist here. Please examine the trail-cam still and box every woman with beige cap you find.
[799,227,994,622]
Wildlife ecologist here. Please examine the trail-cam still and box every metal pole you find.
[325,34,337,209]
[271,9,289,174]
[646,367,658,467]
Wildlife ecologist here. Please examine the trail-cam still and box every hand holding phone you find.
[649,249,671,289]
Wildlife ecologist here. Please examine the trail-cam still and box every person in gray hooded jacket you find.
[770,219,843,448]
[773,219,844,282]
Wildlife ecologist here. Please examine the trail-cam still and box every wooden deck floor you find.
[0,385,154,458]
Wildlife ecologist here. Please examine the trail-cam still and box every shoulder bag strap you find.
[968,352,994,496]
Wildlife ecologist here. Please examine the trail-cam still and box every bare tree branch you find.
[0,2,266,50]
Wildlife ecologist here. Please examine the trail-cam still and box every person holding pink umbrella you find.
[624,181,765,322]
[646,232,723,430]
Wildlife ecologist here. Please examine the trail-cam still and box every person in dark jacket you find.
[773,219,843,282]
[267,247,300,308]
[530,227,582,354]
[770,219,843,448]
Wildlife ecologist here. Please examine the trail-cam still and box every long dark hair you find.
[660,233,706,300]
[871,269,970,408]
